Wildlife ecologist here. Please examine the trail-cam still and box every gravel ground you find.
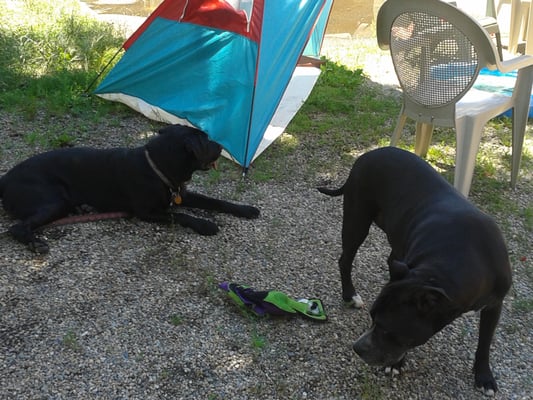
[1,39,532,400]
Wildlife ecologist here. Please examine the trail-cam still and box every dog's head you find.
[148,125,222,182]
[353,261,455,367]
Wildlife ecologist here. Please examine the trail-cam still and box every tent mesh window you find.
[390,12,479,107]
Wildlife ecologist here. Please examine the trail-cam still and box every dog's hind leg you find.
[339,200,374,308]
[473,302,502,396]
[9,222,49,254]
[9,202,70,254]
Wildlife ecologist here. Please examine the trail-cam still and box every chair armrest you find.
[496,55,533,73]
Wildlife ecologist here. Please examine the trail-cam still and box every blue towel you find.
[475,68,533,117]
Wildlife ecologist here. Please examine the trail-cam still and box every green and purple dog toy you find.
[219,282,327,321]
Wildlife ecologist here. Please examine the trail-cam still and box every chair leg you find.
[511,110,530,189]
[454,118,485,197]
[414,122,434,157]
[510,67,533,188]
[510,129,525,188]
[391,113,407,146]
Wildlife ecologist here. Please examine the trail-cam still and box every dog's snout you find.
[353,340,363,354]
[353,330,372,356]
[353,329,407,368]
[353,340,371,359]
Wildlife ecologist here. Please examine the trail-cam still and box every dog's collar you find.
[144,149,182,205]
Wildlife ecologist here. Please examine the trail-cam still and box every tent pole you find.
[83,47,124,95]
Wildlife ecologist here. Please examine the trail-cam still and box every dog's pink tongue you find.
[211,161,217,170]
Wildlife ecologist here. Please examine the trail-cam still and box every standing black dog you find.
[318,147,511,396]
[0,124,260,253]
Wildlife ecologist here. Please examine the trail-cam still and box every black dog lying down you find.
[0,124,259,253]
[318,147,511,396]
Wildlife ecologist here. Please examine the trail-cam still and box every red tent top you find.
[125,0,263,49]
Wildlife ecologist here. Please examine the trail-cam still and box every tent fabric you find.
[95,0,333,168]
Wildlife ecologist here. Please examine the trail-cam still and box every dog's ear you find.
[185,132,222,163]
[158,125,179,135]
[413,285,452,316]
[185,133,208,160]
[389,260,409,281]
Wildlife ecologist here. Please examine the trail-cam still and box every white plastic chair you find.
[447,0,504,60]
[377,0,533,196]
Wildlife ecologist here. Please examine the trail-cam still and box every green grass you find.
[0,0,127,119]
[169,314,184,326]
[524,206,533,232]
[62,329,81,351]
[250,328,267,350]
[24,128,77,148]
[513,298,533,313]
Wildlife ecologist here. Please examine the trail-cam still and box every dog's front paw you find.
[191,219,219,236]
[343,294,364,309]
[474,368,497,396]
[384,357,405,377]
[237,205,260,219]
[384,366,401,376]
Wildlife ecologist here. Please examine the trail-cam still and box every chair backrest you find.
[377,0,501,126]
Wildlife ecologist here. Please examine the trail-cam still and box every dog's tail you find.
[317,185,344,197]
[0,175,5,198]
